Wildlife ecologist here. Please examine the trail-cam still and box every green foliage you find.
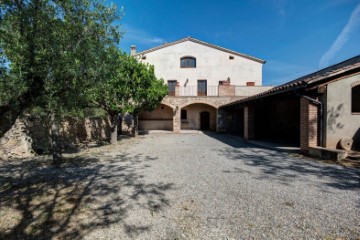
[90,51,167,117]
[0,0,123,116]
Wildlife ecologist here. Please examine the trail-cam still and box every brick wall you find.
[300,97,318,152]
[218,85,235,96]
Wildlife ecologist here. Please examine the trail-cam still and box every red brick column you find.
[218,85,235,96]
[300,97,318,152]
[244,106,255,140]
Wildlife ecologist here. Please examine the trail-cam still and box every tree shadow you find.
[210,134,360,191]
[0,153,173,239]
[327,104,345,133]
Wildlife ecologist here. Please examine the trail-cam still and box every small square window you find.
[142,55,147,60]
[229,56,234,60]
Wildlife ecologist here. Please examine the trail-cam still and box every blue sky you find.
[113,0,360,86]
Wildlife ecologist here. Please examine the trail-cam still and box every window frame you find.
[167,80,177,96]
[351,83,360,114]
[180,56,196,68]
[197,79,207,96]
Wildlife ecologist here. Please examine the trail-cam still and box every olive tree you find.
[0,0,122,164]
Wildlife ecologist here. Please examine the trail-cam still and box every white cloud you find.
[264,60,315,85]
[319,4,360,68]
[120,24,165,51]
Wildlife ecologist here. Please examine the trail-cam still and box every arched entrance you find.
[180,103,217,131]
[138,104,173,131]
[200,112,210,130]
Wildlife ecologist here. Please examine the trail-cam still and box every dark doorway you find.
[254,97,300,145]
[200,111,210,130]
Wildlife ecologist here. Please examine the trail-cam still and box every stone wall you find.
[0,115,111,159]
[0,117,34,159]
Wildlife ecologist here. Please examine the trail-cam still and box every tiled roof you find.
[135,36,266,64]
[221,55,360,108]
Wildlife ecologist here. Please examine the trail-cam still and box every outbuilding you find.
[220,56,360,158]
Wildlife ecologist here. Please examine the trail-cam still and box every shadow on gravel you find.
[0,153,173,240]
[210,134,360,192]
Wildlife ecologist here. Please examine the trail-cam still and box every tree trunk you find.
[50,112,62,166]
[132,113,138,137]
[110,113,118,144]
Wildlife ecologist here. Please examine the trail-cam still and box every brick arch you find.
[179,101,219,110]
[159,102,174,110]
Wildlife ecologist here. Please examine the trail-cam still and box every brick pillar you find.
[244,106,254,140]
[300,97,318,152]
[173,106,180,133]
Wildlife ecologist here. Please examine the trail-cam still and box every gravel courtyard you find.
[0,133,359,239]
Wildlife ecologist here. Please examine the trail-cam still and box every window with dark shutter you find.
[352,85,360,113]
[180,57,196,68]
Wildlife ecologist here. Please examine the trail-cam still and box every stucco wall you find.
[138,104,173,131]
[181,104,217,130]
[139,104,173,120]
[139,41,263,87]
[235,86,273,97]
[326,73,360,150]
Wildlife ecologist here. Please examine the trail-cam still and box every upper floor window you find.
[352,84,360,113]
[180,57,196,68]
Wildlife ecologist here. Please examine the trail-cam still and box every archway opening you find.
[180,103,216,130]
[138,104,173,131]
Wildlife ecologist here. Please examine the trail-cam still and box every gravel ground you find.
[0,133,359,240]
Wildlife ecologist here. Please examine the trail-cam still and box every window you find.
[181,109,187,120]
[168,80,177,96]
[198,80,207,96]
[352,85,360,113]
[180,57,196,68]
[229,55,234,60]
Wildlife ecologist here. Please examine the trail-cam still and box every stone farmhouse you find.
[132,37,272,132]
[132,37,360,159]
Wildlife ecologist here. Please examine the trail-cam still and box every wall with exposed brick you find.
[300,97,318,152]
[218,85,235,96]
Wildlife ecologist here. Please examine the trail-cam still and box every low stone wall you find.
[0,118,34,159]
[0,115,111,159]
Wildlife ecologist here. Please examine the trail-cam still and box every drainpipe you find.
[299,94,324,147]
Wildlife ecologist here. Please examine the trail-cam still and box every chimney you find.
[130,45,136,56]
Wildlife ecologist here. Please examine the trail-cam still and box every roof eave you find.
[135,37,265,64]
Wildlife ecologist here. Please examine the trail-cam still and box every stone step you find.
[347,151,360,160]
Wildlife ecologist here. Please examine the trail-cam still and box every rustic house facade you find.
[131,37,272,132]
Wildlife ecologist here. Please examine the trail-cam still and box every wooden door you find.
[197,80,207,96]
